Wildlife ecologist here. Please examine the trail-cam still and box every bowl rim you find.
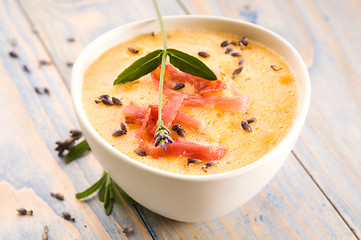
[72,15,311,182]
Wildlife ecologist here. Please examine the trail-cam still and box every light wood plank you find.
[137,154,355,239]
[5,0,360,238]
[181,0,361,237]
[0,182,82,239]
[19,0,185,89]
[0,0,152,239]
[180,0,314,67]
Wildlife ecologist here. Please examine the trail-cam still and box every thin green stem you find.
[158,50,167,125]
[153,0,167,49]
[153,0,168,124]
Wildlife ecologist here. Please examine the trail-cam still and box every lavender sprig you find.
[154,121,173,150]
[114,0,216,150]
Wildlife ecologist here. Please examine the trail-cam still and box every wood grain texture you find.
[0,182,82,239]
[0,0,151,239]
[18,0,185,89]
[181,0,361,238]
[1,0,360,238]
[137,154,355,239]
[180,0,314,67]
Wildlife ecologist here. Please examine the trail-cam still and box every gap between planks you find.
[291,150,360,240]
[14,0,157,238]
[135,206,157,240]
[16,1,353,239]
[16,0,71,91]
[178,0,360,237]
[176,0,192,14]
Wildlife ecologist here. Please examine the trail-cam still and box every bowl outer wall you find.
[71,15,311,222]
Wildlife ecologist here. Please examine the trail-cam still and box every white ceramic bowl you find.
[72,15,310,222]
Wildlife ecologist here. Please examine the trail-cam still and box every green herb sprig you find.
[65,140,90,163]
[113,0,217,150]
[70,0,217,216]
[76,171,135,215]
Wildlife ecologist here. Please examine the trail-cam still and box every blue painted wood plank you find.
[19,0,186,89]
[137,154,355,239]
[181,0,361,238]
[1,0,360,238]
[0,0,155,238]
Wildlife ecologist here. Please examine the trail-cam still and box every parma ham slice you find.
[122,96,225,161]
[151,64,249,112]
[139,139,226,160]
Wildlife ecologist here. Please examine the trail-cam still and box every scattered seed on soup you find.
[177,128,186,137]
[173,83,185,90]
[221,40,231,47]
[225,47,233,54]
[98,94,109,100]
[240,37,249,46]
[241,121,252,132]
[202,161,217,171]
[172,124,182,132]
[232,67,243,80]
[188,158,202,164]
[198,51,210,58]
[102,98,114,105]
[112,97,123,106]
[112,129,126,137]
[128,47,139,54]
[135,148,147,156]
[231,52,242,57]
[247,117,257,124]
[120,122,127,133]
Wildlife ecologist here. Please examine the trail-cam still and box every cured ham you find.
[120,64,253,161]
[122,96,225,161]
[182,94,249,113]
[122,103,205,133]
[151,64,249,113]
[122,104,146,124]
[139,139,226,160]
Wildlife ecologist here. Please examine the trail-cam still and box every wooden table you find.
[1,0,360,239]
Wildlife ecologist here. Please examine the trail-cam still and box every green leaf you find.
[105,196,113,215]
[113,188,121,204]
[114,49,164,85]
[98,181,106,202]
[103,187,110,209]
[65,140,90,163]
[103,174,112,207]
[75,171,107,199]
[114,182,135,204]
[166,48,217,80]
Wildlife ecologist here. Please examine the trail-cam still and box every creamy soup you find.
[82,29,298,175]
